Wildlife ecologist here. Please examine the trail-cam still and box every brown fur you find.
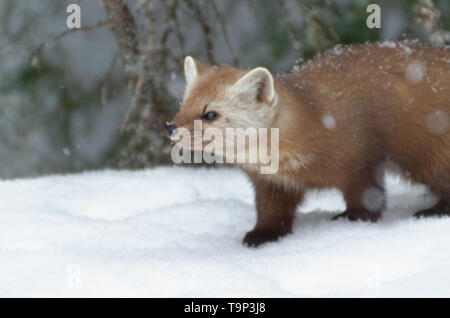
[170,42,450,247]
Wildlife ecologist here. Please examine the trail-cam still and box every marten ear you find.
[184,56,198,85]
[184,56,208,86]
[233,67,277,106]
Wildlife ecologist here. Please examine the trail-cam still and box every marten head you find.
[166,56,279,153]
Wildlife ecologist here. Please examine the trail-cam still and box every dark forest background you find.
[0,0,449,179]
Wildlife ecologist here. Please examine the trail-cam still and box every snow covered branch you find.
[101,0,175,167]
[29,19,111,61]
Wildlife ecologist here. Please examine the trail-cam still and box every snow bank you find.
[1,167,449,297]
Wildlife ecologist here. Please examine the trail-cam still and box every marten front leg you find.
[243,179,303,247]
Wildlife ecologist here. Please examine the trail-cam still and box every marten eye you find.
[202,111,219,122]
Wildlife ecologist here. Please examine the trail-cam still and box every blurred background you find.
[0,0,449,179]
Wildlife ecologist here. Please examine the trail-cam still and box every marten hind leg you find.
[243,179,303,247]
[414,171,450,218]
[333,172,385,222]
[414,199,450,218]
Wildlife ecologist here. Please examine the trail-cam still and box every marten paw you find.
[414,207,450,219]
[414,200,450,219]
[242,229,290,248]
[332,209,381,222]
[332,211,349,221]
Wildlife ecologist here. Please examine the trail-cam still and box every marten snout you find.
[165,123,177,137]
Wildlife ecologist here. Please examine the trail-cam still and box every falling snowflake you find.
[361,187,385,212]
[322,114,337,130]
[404,61,426,84]
[425,110,449,136]
[62,148,72,157]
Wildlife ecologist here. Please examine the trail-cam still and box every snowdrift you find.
[1,167,449,297]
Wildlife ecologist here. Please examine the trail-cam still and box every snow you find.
[1,167,450,297]
[332,45,344,56]
[399,43,413,55]
[378,40,397,49]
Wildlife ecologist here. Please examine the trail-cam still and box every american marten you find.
[167,41,450,247]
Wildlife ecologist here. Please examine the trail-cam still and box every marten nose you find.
[165,123,177,137]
